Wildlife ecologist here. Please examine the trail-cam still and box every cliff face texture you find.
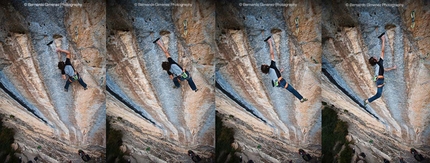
[322,0,430,162]
[0,1,106,162]
[216,0,321,162]
[106,0,215,162]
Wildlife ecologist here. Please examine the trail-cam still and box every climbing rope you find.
[183,20,188,37]
[411,11,415,29]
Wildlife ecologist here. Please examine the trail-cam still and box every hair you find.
[368,57,377,66]
[161,62,171,71]
[261,64,269,74]
[58,61,65,70]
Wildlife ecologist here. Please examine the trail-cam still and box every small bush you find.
[106,117,127,163]
[0,116,19,162]
[216,113,241,162]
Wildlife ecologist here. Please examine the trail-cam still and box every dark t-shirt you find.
[270,60,281,78]
[61,58,75,75]
[166,57,183,76]
[377,58,384,76]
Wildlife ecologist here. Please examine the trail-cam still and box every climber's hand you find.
[62,75,66,80]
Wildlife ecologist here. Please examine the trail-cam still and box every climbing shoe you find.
[181,72,188,79]
[364,99,368,106]
[378,32,385,38]
[264,36,272,42]
[300,98,308,103]
[194,88,198,92]
[84,87,88,90]
[153,37,160,43]
[173,85,179,89]
[64,88,68,92]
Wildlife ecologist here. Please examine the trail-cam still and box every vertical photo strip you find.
[322,0,430,162]
[215,0,321,162]
[0,0,106,162]
[106,0,215,162]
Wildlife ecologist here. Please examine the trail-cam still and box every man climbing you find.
[56,48,88,92]
[260,36,307,103]
[154,38,198,92]
[364,33,396,106]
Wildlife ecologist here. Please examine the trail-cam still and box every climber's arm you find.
[268,38,275,61]
[385,65,396,72]
[56,48,72,59]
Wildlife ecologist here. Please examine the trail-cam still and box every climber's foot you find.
[84,87,88,90]
[194,88,198,92]
[300,98,308,103]
[64,89,68,92]
[264,35,272,42]
[364,99,368,106]
[378,32,385,38]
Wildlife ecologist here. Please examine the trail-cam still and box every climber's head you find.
[58,61,65,70]
[161,61,171,71]
[261,64,270,74]
[369,57,378,66]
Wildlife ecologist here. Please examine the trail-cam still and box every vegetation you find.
[106,117,127,163]
[322,105,353,163]
[0,115,19,163]
[216,113,241,163]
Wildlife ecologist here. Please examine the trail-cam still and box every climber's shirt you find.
[166,57,183,77]
[377,58,384,76]
[269,60,282,86]
[62,58,78,80]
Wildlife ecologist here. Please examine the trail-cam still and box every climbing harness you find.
[72,74,79,80]
[273,79,279,87]
[181,72,188,79]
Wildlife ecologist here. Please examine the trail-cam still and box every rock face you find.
[216,0,321,161]
[106,0,215,161]
[322,0,430,161]
[0,1,106,161]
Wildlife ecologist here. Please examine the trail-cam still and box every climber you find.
[78,149,91,162]
[410,148,424,161]
[57,48,88,92]
[363,33,396,106]
[187,150,202,162]
[154,38,198,92]
[261,36,307,103]
[298,149,312,161]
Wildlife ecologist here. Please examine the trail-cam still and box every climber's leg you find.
[368,78,384,103]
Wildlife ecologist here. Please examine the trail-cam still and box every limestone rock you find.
[215,0,321,161]
[322,0,430,160]
[0,1,106,161]
[106,0,215,161]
